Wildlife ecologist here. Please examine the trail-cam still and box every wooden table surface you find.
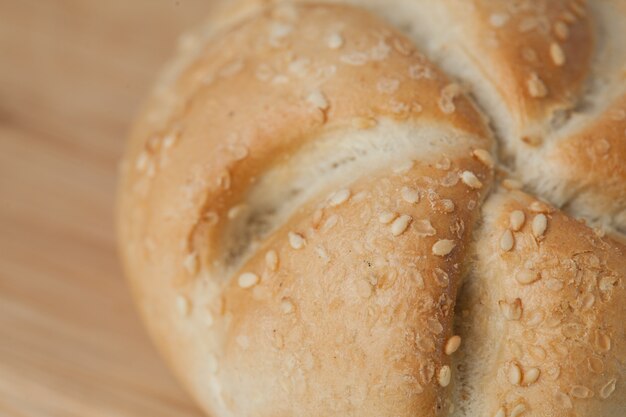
[0,1,221,415]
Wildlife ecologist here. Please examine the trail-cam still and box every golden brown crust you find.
[547,94,626,229]
[462,188,626,417]
[444,0,594,143]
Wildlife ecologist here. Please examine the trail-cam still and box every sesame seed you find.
[600,378,617,399]
[328,189,351,207]
[377,77,400,94]
[529,201,551,213]
[595,330,611,351]
[228,204,247,220]
[416,335,435,352]
[414,219,436,236]
[393,160,414,174]
[340,51,369,66]
[489,12,509,27]
[265,250,278,271]
[273,332,284,349]
[288,232,306,249]
[494,407,506,417]
[236,334,250,350]
[527,72,548,98]
[522,47,538,62]
[433,268,449,287]
[280,298,295,314]
[162,132,178,149]
[550,42,566,66]
[183,252,199,275]
[135,151,149,172]
[378,211,397,224]
[352,191,367,202]
[238,272,259,289]
[439,83,463,114]
[229,144,249,161]
[205,211,219,226]
[588,356,604,373]
[218,170,231,190]
[509,210,526,231]
[554,21,570,40]
[499,298,522,320]
[529,345,546,360]
[502,179,523,190]
[356,280,373,298]
[315,245,330,263]
[288,59,310,77]
[522,134,543,146]
[516,269,540,285]
[203,307,214,327]
[522,367,540,385]
[420,362,435,383]
[508,363,522,385]
[532,214,548,237]
[393,37,413,56]
[439,199,455,213]
[438,365,451,387]
[445,335,462,355]
[570,385,592,399]
[610,108,626,121]
[207,354,219,373]
[432,239,455,256]
[351,117,377,129]
[219,59,243,77]
[581,293,595,309]
[176,295,191,317]
[391,215,412,236]
[472,149,494,168]
[409,64,434,80]
[255,64,273,81]
[414,272,425,289]
[460,171,483,189]
[401,187,420,204]
[321,215,338,233]
[427,317,444,334]
[570,1,586,17]
[562,11,577,23]
[306,89,329,110]
[510,403,526,417]
[436,156,451,171]
[500,229,515,251]
[269,22,292,39]
[555,391,573,408]
[326,33,343,49]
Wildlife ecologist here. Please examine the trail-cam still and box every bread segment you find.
[458,188,626,417]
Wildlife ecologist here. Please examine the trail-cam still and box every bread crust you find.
[461,188,626,416]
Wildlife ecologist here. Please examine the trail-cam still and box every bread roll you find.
[117,2,625,416]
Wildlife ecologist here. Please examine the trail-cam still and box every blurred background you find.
[0,1,221,415]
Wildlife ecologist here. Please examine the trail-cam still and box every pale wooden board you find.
[0,1,222,415]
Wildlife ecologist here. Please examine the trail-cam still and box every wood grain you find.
[0,1,220,415]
